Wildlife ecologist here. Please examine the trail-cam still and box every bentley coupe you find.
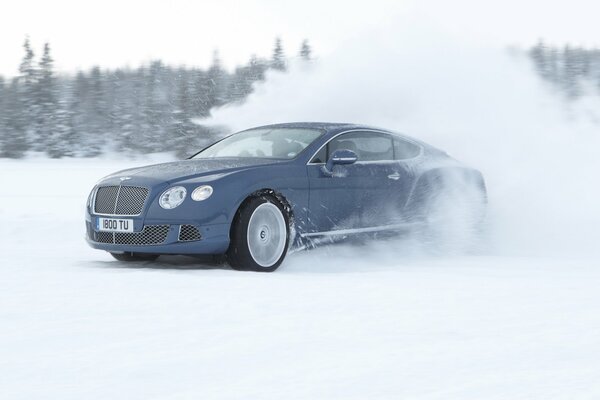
[85,123,486,271]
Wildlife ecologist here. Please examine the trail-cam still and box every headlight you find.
[191,185,213,201]
[159,186,187,209]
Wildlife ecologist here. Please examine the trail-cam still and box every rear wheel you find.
[110,252,160,262]
[418,176,487,253]
[228,196,290,272]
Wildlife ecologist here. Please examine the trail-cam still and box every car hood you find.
[99,158,279,186]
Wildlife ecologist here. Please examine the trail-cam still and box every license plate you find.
[97,217,134,233]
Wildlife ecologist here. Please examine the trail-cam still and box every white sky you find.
[1,0,599,77]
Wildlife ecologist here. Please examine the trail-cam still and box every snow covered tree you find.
[0,76,5,133]
[37,43,68,157]
[227,65,253,103]
[271,37,286,71]
[0,78,29,158]
[17,37,38,150]
[0,76,6,154]
[528,41,600,100]
[171,69,195,156]
[562,45,582,99]
[205,51,229,109]
[141,61,173,152]
[0,35,297,158]
[190,69,211,118]
[69,70,108,157]
[299,39,312,61]
[247,54,268,82]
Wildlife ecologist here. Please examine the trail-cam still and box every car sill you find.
[300,223,421,238]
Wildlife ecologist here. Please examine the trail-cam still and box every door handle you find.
[387,172,400,180]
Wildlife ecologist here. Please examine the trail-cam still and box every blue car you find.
[85,122,486,271]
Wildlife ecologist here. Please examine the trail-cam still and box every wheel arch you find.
[230,188,294,232]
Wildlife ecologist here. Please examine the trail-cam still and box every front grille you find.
[90,225,170,245]
[94,186,119,214]
[178,225,201,242]
[94,186,149,216]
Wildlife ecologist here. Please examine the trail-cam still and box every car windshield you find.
[193,128,323,160]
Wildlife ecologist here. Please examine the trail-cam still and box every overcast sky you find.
[1,0,599,77]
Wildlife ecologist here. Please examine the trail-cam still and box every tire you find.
[227,195,290,272]
[110,252,160,262]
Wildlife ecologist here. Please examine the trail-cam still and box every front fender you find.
[144,164,310,231]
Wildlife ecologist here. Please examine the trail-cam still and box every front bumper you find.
[85,215,230,255]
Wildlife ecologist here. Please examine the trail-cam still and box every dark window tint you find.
[327,132,393,162]
[310,146,327,163]
[194,128,323,160]
[394,138,421,160]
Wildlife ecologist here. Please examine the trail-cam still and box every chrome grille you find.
[94,186,149,216]
[90,225,170,245]
[178,225,201,242]
[94,186,119,214]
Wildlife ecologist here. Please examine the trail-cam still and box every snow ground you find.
[1,158,600,400]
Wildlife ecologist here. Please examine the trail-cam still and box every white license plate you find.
[97,217,134,233]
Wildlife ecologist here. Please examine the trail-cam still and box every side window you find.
[393,137,421,160]
[310,146,327,163]
[327,132,394,162]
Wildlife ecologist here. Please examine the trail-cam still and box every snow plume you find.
[205,28,600,257]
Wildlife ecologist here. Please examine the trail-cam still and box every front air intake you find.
[178,225,202,242]
[90,225,169,245]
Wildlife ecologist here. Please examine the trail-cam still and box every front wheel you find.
[110,252,160,262]
[227,196,290,272]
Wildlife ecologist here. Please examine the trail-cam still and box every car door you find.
[384,136,422,222]
[306,131,401,233]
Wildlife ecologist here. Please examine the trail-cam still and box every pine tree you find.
[271,37,286,71]
[0,76,5,153]
[107,68,137,152]
[563,45,582,99]
[227,65,252,103]
[247,54,268,82]
[19,37,36,87]
[206,51,228,109]
[546,46,560,85]
[0,37,299,158]
[299,39,312,61]
[0,78,29,158]
[171,68,194,156]
[87,66,109,155]
[191,69,211,118]
[38,43,66,156]
[17,36,38,150]
[142,61,172,152]
[69,71,88,156]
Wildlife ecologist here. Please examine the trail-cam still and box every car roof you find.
[249,122,437,150]
[249,122,386,135]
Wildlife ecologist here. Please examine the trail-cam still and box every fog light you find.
[191,185,213,201]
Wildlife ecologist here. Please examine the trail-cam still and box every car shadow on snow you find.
[91,254,232,271]
[88,235,447,273]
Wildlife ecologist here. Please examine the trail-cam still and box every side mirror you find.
[323,149,358,176]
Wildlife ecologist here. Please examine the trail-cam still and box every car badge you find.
[119,176,131,182]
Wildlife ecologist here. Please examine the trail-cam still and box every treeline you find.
[529,40,600,99]
[0,37,313,158]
